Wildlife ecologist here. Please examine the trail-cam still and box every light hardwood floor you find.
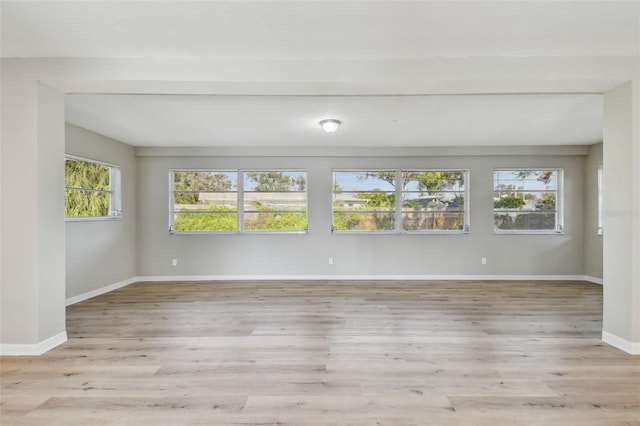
[1,280,639,425]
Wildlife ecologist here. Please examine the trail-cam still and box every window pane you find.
[243,171,308,232]
[171,170,239,233]
[333,171,395,192]
[494,212,557,231]
[493,169,560,232]
[65,159,110,191]
[403,212,465,231]
[244,191,306,212]
[65,157,119,219]
[175,193,237,211]
[493,191,555,211]
[244,171,306,192]
[244,212,307,231]
[401,171,466,232]
[333,212,395,231]
[173,212,238,232]
[333,192,395,211]
[65,190,109,217]
[333,170,397,231]
[493,170,557,191]
[402,171,465,192]
[174,171,237,192]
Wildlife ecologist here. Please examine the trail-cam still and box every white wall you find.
[137,148,586,278]
[602,82,640,353]
[583,143,603,281]
[65,124,137,301]
[1,63,66,353]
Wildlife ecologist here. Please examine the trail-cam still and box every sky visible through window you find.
[334,171,466,192]
[493,170,557,190]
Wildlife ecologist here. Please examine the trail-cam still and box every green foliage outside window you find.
[356,192,395,207]
[244,211,307,231]
[65,158,112,217]
[172,170,307,232]
[333,212,395,231]
[494,195,525,209]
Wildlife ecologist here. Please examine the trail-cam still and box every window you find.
[597,165,603,235]
[170,169,307,233]
[65,156,121,219]
[402,170,467,231]
[333,171,396,232]
[243,171,307,232]
[332,169,469,233]
[493,169,563,233]
[171,170,238,232]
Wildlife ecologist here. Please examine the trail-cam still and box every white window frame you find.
[597,165,603,236]
[169,169,308,235]
[493,168,564,235]
[65,155,121,221]
[332,169,470,235]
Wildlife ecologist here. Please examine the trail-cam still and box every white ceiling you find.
[65,94,603,147]
[3,1,637,148]
[2,2,638,59]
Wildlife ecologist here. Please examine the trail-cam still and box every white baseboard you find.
[66,277,138,306]
[583,275,604,285]
[602,331,640,355]
[138,274,591,282]
[0,331,67,356]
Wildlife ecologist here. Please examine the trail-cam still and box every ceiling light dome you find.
[319,119,341,133]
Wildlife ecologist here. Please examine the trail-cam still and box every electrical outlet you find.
[172,258,178,266]
[328,257,334,265]
[481,257,487,265]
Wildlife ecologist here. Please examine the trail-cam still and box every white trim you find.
[138,274,590,282]
[583,275,603,285]
[602,331,640,355]
[66,277,138,306]
[0,331,67,356]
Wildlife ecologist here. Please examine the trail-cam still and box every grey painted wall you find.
[65,124,137,299]
[583,143,603,280]
[137,150,586,278]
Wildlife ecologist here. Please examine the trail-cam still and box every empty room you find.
[1,1,639,425]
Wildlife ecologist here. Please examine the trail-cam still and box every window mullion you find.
[395,169,403,233]
[238,170,244,234]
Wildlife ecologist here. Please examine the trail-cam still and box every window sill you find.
[494,230,564,235]
[333,230,470,235]
[169,230,308,235]
[65,216,122,222]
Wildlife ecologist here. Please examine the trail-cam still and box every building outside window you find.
[333,169,469,233]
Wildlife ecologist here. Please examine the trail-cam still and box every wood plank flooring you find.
[2,280,639,425]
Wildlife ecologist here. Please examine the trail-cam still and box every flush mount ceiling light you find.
[319,119,341,133]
